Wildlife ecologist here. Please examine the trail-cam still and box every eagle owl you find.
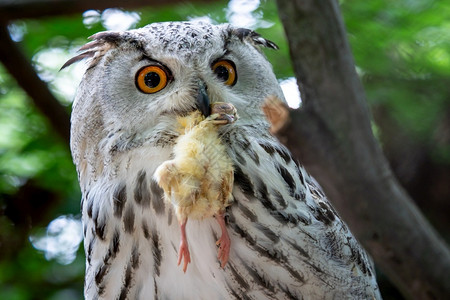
[65,22,381,299]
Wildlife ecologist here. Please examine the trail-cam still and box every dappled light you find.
[33,47,85,103]
[280,77,301,109]
[30,215,83,265]
[0,0,449,299]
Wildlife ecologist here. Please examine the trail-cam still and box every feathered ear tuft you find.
[60,31,122,70]
[231,28,279,50]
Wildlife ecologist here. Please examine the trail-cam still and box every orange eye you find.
[136,65,169,94]
[212,60,237,86]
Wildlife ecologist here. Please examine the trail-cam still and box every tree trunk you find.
[275,0,450,299]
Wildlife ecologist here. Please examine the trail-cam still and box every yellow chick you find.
[154,102,237,273]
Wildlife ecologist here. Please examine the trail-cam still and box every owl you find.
[64,22,381,299]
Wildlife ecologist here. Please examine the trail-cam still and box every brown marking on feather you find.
[142,220,150,240]
[255,223,280,243]
[238,203,258,222]
[276,163,296,195]
[285,265,306,283]
[118,263,133,300]
[229,221,285,265]
[318,202,336,222]
[123,205,135,233]
[134,170,151,207]
[240,137,260,165]
[113,183,127,218]
[234,151,246,165]
[295,161,306,185]
[271,189,287,208]
[276,145,292,164]
[111,229,120,256]
[233,165,255,197]
[87,192,94,218]
[258,142,276,155]
[118,244,140,300]
[94,229,121,295]
[92,201,106,240]
[271,210,311,226]
[153,278,159,300]
[228,263,250,290]
[312,207,333,226]
[150,180,165,214]
[257,180,277,210]
[242,263,276,294]
[151,230,162,276]
[278,284,303,300]
[94,217,106,241]
[87,235,95,265]
[283,238,310,259]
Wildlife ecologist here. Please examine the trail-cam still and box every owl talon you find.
[208,102,238,125]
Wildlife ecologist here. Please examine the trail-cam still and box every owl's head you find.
[66,22,285,175]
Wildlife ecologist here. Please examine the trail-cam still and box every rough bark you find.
[275,0,450,299]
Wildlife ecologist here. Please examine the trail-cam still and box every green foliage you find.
[342,0,450,163]
[1,0,449,299]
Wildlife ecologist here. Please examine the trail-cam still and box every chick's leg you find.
[177,219,191,273]
[215,213,231,268]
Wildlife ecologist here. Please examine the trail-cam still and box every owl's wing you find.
[220,124,381,299]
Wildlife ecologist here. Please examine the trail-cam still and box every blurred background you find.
[0,0,449,299]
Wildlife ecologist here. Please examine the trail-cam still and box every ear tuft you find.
[231,27,279,50]
[60,31,122,71]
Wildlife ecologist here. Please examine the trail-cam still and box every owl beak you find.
[196,84,211,117]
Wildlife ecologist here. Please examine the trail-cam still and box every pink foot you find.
[215,214,231,268]
[177,220,191,273]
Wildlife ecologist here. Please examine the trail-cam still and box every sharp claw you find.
[223,114,234,123]
[207,114,236,125]
[208,102,238,125]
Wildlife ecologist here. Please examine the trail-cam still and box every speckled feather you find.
[68,22,381,299]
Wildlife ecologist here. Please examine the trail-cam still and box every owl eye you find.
[212,60,237,86]
[136,65,169,94]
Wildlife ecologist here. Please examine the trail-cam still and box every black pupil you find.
[215,65,229,82]
[144,72,161,88]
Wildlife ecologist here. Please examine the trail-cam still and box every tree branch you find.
[0,0,208,21]
[0,22,70,144]
[275,0,450,299]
